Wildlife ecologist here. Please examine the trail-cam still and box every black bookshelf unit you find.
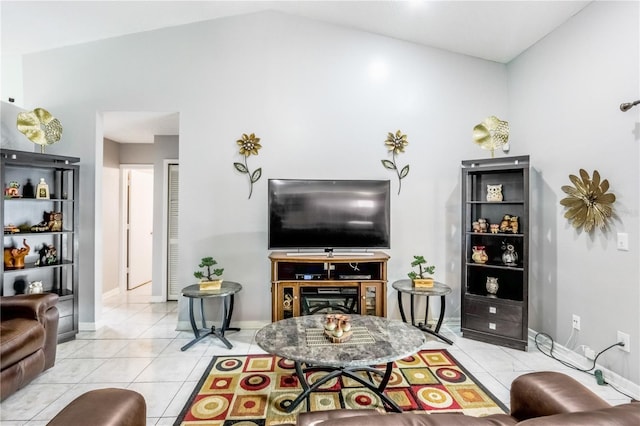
[461,156,529,350]
[2,149,80,343]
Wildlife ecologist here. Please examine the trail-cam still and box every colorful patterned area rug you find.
[175,349,507,425]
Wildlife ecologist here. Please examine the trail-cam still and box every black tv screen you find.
[268,179,391,250]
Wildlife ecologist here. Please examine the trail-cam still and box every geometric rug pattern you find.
[174,349,507,426]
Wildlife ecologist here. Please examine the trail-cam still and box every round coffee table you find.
[255,314,426,413]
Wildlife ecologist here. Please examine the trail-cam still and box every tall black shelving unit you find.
[2,149,79,342]
[461,155,529,350]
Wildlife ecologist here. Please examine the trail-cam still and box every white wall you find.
[18,10,507,331]
[12,5,638,386]
[508,1,639,383]
[102,138,120,295]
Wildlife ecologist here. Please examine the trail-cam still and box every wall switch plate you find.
[617,233,629,251]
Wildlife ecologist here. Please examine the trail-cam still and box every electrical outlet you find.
[572,314,581,330]
[585,347,596,360]
[617,233,629,251]
[617,331,630,353]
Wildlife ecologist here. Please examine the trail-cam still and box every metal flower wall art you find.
[381,130,410,195]
[560,169,616,232]
[16,108,63,153]
[234,133,263,199]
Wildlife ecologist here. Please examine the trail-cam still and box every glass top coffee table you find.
[255,314,426,413]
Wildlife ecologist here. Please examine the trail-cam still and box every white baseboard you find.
[78,322,97,331]
[176,320,269,332]
[528,329,640,400]
[102,287,120,299]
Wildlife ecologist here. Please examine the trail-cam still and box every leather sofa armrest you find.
[47,388,146,426]
[510,371,611,421]
[0,293,59,323]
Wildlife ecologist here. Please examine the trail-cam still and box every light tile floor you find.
[1,284,632,425]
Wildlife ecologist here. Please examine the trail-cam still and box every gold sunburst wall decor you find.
[381,130,410,195]
[16,108,63,153]
[234,133,262,199]
[560,169,615,232]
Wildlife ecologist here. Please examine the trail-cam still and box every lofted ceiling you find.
[1,1,592,143]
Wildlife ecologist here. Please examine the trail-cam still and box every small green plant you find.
[194,257,224,281]
[407,255,435,280]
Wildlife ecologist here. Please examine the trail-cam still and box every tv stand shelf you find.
[269,251,389,321]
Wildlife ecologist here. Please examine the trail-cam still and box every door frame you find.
[119,164,154,294]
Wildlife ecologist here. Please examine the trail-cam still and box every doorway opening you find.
[122,166,154,291]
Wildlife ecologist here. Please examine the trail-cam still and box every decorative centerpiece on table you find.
[323,314,352,343]
[407,255,435,288]
[194,257,224,290]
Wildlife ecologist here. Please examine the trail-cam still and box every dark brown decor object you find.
[560,169,615,232]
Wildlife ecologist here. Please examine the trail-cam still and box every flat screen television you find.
[268,179,391,250]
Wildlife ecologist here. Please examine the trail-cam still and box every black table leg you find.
[397,291,407,323]
[286,362,401,414]
[181,298,212,351]
[225,294,240,332]
[395,290,452,345]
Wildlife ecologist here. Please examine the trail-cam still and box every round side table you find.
[180,281,242,351]
[392,279,453,345]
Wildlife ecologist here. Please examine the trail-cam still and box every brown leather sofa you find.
[0,293,59,400]
[47,388,146,426]
[295,371,640,425]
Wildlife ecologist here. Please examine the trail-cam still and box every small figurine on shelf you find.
[4,181,21,198]
[499,215,512,232]
[478,218,488,233]
[27,281,44,294]
[36,244,58,266]
[501,242,518,266]
[36,178,50,199]
[486,184,503,202]
[472,221,481,232]
[3,239,30,269]
[490,224,500,234]
[486,277,499,297]
[46,211,63,232]
[510,216,519,234]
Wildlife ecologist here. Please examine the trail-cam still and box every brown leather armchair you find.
[295,371,640,425]
[1,293,59,400]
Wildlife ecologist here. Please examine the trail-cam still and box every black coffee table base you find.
[287,361,401,413]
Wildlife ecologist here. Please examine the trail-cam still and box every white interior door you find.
[127,168,154,290]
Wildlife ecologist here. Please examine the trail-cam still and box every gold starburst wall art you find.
[560,169,615,232]
[381,130,410,195]
[234,133,262,199]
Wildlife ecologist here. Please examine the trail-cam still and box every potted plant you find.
[194,257,224,290]
[407,255,435,288]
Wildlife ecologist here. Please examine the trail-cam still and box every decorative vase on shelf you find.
[471,246,488,264]
[36,178,50,199]
[486,276,499,297]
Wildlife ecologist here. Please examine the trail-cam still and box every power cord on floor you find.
[534,332,634,400]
